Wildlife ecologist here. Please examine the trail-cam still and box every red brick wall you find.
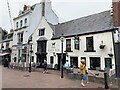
[112,0,120,27]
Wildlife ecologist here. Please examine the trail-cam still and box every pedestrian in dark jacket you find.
[43,60,48,74]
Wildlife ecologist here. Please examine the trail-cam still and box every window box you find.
[99,45,105,49]
[30,50,33,53]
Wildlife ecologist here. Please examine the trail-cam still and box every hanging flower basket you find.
[99,45,105,49]
[108,53,113,57]
[30,50,33,53]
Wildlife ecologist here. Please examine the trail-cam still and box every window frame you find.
[39,28,45,36]
[74,37,79,50]
[17,33,23,43]
[85,36,95,52]
[66,39,71,52]
[105,58,112,69]
[20,20,23,28]
[6,42,9,49]
[16,22,18,29]
[24,18,27,25]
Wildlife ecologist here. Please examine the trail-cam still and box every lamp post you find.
[60,34,64,78]
[29,46,33,73]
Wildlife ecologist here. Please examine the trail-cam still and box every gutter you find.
[51,28,118,40]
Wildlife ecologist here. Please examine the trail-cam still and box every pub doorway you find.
[36,54,46,68]
[57,53,66,70]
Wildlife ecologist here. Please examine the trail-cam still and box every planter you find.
[108,53,113,57]
[99,45,105,49]
[30,50,33,53]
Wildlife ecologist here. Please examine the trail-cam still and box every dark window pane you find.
[86,37,94,51]
[37,41,46,53]
[66,39,71,51]
[105,58,112,69]
[50,56,54,64]
[18,33,23,43]
[74,37,79,50]
[90,57,100,70]
[16,22,18,28]
[39,28,45,36]
[20,20,23,27]
[25,18,27,24]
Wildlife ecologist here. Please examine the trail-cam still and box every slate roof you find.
[52,10,114,39]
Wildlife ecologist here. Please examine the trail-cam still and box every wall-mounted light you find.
[99,41,105,49]
[108,47,113,57]
[53,52,56,56]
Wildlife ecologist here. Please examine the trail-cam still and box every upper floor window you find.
[1,44,4,49]
[86,36,94,51]
[39,28,45,36]
[17,33,23,43]
[66,39,71,52]
[16,22,18,28]
[6,42,9,49]
[24,18,27,25]
[20,20,23,28]
[37,41,46,53]
[74,36,79,50]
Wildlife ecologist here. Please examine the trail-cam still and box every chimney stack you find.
[112,0,120,27]
[23,5,28,11]
[41,0,45,16]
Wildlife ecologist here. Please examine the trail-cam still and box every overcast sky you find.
[0,0,112,31]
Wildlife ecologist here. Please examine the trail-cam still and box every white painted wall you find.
[47,31,115,70]
[79,32,115,70]
[13,2,58,46]
[32,17,54,63]
[12,2,59,63]
[45,1,59,25]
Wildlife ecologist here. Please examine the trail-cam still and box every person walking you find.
[64,60,69,73]
[80,59,86,87]
[43,60,47,74]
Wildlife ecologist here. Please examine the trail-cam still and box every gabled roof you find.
[52,10,114,39]
[47,22,55,31]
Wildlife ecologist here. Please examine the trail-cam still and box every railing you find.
[9,62,37,71]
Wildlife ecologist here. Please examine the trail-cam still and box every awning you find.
[0,53,9,56]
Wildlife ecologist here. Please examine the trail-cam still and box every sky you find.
[0,0,112,31]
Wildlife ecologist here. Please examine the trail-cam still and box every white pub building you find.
[11,0,120,73]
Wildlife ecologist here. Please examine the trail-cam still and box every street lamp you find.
[60,34,64,78]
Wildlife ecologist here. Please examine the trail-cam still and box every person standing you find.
[64,60,69,73]
[80,59,86,87]
[64,60,69,69]
[43,60,47,74]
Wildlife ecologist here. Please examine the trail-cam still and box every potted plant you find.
[108,53,113,57]
[99,44,105,49]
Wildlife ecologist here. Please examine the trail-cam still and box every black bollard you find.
[104,72,109,89]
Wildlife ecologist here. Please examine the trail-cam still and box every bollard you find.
[104,72,109,89]
[104,68,110,89]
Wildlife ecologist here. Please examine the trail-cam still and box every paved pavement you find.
[1,66,118,89]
